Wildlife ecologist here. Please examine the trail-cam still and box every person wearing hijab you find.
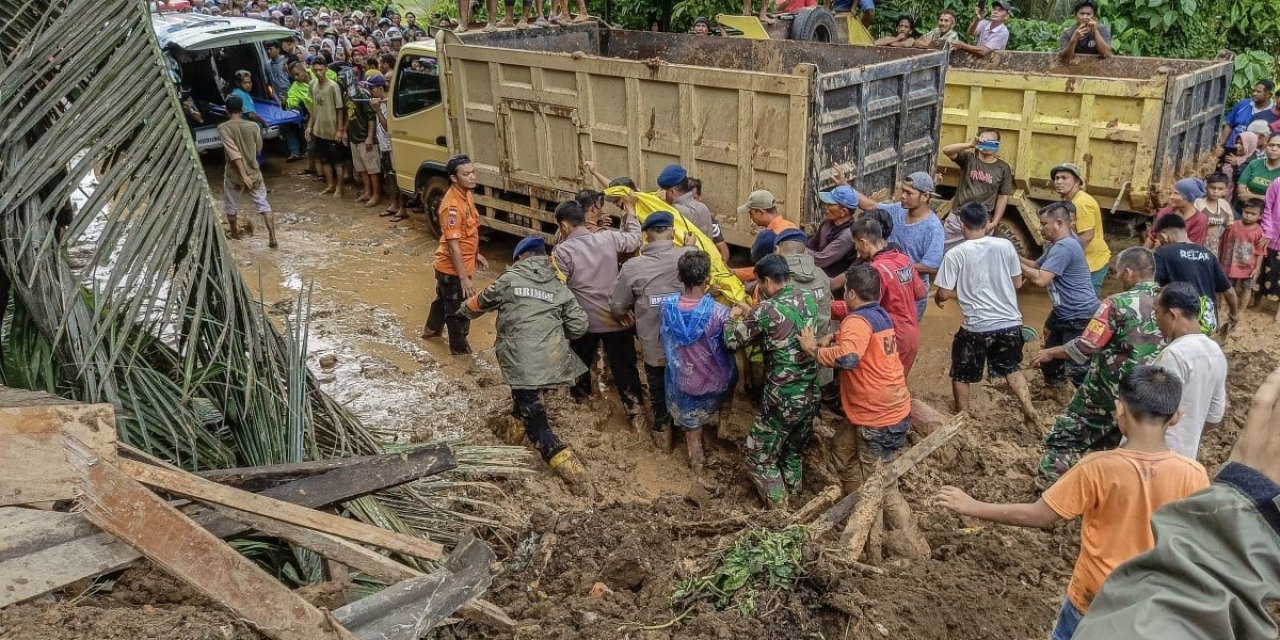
[1223,130,1259,182]
[1147,178,1210,247]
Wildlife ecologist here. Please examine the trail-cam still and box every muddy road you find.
[9,158,1278,640]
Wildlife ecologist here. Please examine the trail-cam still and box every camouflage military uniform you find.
[1037,281,1162,488]
[724,285,820,505]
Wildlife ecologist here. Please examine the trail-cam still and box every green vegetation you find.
[672,525,808,616]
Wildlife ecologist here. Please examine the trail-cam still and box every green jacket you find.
[462,256,588,389]
[1075,462,1280,639]
[285,80,311,112]
[783,253,832,335]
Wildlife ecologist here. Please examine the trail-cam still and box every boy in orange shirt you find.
[799,263,912,490]
[937,365,1209,640]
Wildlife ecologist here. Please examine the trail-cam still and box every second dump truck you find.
[387,24,948,247]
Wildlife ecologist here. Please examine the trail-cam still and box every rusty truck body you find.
[387,24,947,246]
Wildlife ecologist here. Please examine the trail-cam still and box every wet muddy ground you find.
[8,158,1280,640]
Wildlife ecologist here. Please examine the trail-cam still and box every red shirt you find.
[1148,207,1208,246]
[869,248,926,373]
[1219,220,1266,278]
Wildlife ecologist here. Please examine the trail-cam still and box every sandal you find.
[389,212,408,222]
[379,208,397,217]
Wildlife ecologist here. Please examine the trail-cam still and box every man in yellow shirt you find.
[1052,163,1112,295]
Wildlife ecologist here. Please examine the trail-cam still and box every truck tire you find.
[419,176,450,239]
[994,216,1036,259]
[789,7,838,42]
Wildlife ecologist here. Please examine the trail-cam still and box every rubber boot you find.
[650,426,671,451]
[489,414,527,446]
[549,447,586,483]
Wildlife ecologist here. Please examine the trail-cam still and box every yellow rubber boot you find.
[549,447,586,483]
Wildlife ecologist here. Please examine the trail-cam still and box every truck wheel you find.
[789,7,838,42]
[419,176,449,238]
[994,217,1036,258]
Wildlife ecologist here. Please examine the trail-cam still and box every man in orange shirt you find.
[732,190,797,282]
[422,155,488,354]
[799,263,912,490]
[938,365,1209,640]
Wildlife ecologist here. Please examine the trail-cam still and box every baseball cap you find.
[737,189,777,216]
[817,185,860,209]
[366,74,388,88]
[992,0,1013,12]
[387,27,403,39]
[642,212,675,230]
[1050,162,1084,183]
[904,171,939,197]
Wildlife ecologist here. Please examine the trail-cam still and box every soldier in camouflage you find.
[723,255,820,506]
[1029,247,1164,489]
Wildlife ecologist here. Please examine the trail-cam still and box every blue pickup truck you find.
[152,12,304,152]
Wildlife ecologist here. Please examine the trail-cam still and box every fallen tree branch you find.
[808,414,966,539]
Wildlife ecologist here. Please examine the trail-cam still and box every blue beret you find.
[750,230,778,263]
[513,236,546,259]
[656,164,687,189]
[642,211,674,230]
[776,228,806,245]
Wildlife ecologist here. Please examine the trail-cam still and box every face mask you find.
[977,140,1000,152]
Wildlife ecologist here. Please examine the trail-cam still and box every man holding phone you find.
[1058,0,1112,63]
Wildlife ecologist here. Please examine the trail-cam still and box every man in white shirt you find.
[1152,282,1227,459]
[934,203,1039,425]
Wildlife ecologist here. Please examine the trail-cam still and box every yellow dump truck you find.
[938,52,1232,253]
[386,24,948,247]
[720,12,1234,253]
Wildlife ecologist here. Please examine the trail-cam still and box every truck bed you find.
[939,50,1231,215]
[439,25,947,246]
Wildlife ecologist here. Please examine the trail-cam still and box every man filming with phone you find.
[1058,0,1112,63]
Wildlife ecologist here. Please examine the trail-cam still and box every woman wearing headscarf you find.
[1146,178,1209,247]
[1222,130,1258,182]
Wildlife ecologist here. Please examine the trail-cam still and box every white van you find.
[151,12,303,152]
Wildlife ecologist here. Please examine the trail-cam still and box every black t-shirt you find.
[1155,242,1231,299]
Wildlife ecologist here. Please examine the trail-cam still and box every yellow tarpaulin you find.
[603,186,747,304]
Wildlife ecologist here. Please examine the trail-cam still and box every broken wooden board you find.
[189,447,451,492]
[0,396,116,506]
[118,458,445,562]
[0,446,454,607]
[333,536,496,640]
[214,506,423,584]
[65,436,359,640]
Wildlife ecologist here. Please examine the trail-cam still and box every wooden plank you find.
[65,437,359,640]
[189,445,454,492]
[0,401,117,506]
[809,414,967,539]
[118,458,445,562]
[0,447,455,607]
[333,536,496,640]
[214,505,423,584]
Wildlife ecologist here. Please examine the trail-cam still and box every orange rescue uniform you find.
[432,185,481,276]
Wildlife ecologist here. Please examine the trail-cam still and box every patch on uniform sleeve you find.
[1081,317,1107,342]
[446,207,459,227]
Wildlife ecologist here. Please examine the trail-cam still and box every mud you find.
[12,159,1280,639]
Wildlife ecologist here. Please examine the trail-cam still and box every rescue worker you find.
[551,200,646,428]
[1029,246,1164,489]
[724,254,820,507]
[610,212,696,448]
[732,190,798,282]
[656,164,729,260]
[462,237,589,483]
[776,228,835,409]
[850,218,926,373]
[423,154,487,354]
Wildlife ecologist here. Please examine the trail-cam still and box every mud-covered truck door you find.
[936,52,1232,253]
[419,25,944,246]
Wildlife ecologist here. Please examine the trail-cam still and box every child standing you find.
[1219,199,1267,309]
[1199,172,1235,257]
[938,365,1209,640]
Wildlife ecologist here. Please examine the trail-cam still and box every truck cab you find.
[386,40,452,233]
[151,12,304,152]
